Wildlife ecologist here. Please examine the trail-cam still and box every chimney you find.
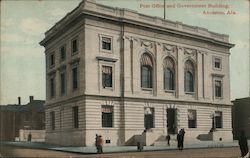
[18,97,21,105]
[29,96,34,103]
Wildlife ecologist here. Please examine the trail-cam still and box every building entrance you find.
[167,108,177,134]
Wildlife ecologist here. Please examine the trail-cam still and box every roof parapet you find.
[40,0,233,47]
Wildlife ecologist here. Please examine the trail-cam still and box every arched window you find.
[141,53,153,88]
[163,57,175,90]
[184,60,194,92]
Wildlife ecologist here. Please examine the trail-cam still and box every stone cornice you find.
[40,0,234,49]
[44,94,232,108]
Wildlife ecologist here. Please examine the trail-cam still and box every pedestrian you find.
[177,131,181,150]
[179,128,185,151]
[166,134,170,146]
[95,134,99,153]
[238,131,249,158]
[97,135,104,154]
[28,132,32,142]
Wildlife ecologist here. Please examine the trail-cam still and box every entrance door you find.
[167,108,177,134]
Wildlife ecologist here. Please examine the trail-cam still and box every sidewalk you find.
[2,140,240,154]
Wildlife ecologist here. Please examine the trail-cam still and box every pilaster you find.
[177,46,184,98]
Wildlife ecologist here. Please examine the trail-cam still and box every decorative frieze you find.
[141,40,154,48]
[184,48,196,56]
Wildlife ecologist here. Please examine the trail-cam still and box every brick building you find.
[0,97,45,141]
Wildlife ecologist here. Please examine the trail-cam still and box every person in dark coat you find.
[95,134,99,153]
[238,131,249,157]
[28,133,32,142]
[177,130,181,150]
[166,134,170,146]
[178,129,185,151]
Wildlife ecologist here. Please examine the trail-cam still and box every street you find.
[1,146,241,158]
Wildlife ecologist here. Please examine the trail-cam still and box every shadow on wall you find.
[125,135,140,146]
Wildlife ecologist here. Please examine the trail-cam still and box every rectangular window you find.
[102,106,113,128]
[72,39,78,54]
[102,37,111,51]
[50,54,55,66]
[185,72,194,92]
[141,66,152,88]
[188,110,197,128]
[102,66,112,88]
[60,73,66,95]
[214,111,222,128]
[50,111,55,130]
[50,77,55,98]
[144,108,154,129]
[72,67,78,90]
[215,80,222,97]
[213,57,222,69]
[214,58,221,69]
[60,46,66,61]
[72,106,79,128]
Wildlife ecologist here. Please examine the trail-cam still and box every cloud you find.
[46,7,67,17]
[2,33,34,44]
[20,18,50,35]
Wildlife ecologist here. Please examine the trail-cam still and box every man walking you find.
[166,134,170,146]
[95,134,99,153]
[180,129,185,151]
[238,131,249,158]
[97,135,104,154]
[177,129,185,151]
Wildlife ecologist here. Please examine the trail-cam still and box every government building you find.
[40,0,234,146]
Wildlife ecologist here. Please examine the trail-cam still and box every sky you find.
[1,0,249,105]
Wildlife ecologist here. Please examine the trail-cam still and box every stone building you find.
[40,0,234,146]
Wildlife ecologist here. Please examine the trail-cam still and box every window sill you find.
[215,97,223,100]
[185,92,195,95]
[96,56,117,62]
[141,88,153,91]
[164,89,175,93]
[101,49,112,53]
[103,87,114,91]
[188,127,197,129]
[213,67,222,71]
